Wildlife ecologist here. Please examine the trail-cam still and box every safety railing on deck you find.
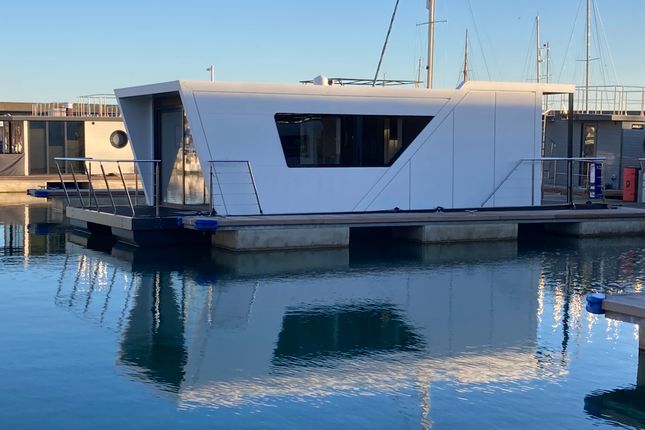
[208,161,262,216]
[546,86,645,116]
[481,157,606,208]
[54,157,160,217]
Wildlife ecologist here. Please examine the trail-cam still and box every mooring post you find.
[567,93,574,204]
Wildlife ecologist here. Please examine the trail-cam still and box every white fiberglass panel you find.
[191,91,448,214]
[118,95,154,205]
[493,91,539,207]
[410,111,455,209]
[365,162,410,211]
[251,165,385,214]
[452,91,496,208]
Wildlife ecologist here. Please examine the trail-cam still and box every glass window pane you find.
[276,114,432,168]
[28,122,47,174]
[65,122,84,172]
[11,121,24,154]
[47,122,65,174]
[0,123,5,154]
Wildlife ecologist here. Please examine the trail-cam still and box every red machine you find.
[623,167,639,202]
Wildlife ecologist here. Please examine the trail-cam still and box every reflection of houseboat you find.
[56,240,563,419]
[116,80,573,215]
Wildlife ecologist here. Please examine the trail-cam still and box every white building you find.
[116,80,573,215]
[0,99,133,176]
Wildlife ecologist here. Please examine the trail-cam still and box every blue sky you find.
[1,0,643,101]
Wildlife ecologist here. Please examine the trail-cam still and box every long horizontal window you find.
[275,114,432,168]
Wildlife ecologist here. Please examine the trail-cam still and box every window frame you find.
[275,113,432,168]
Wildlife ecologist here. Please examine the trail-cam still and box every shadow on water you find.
[584,350,645,428]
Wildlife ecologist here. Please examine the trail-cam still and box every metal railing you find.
[32,94,120,118]
[208,161,262,216]
[482,157,606,208]
[54,157,160,217]
[546,86,645,116]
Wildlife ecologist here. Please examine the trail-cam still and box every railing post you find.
[531,161,535,206]
[135,163,139,206]
[69,163,85,208]
[85,162,100,211]
[117,162,135,217]
[99,162,117,214]
[246,161,263,214]
[567,93,574,205]
[155,162,160,217]
[55,161,70,205]
[209,162,214,215]
[641,88,644,116]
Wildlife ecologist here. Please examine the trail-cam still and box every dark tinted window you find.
[275,114,432,167]
[29,122,47,174]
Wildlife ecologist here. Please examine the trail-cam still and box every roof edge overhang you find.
[115,81,182,99]
[458,80,575,95]
[114,79,574,100]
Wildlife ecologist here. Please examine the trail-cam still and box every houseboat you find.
[115,79,573,215]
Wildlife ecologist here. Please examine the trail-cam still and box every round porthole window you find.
[110,130,128,149]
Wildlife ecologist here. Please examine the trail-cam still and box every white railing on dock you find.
[54,157,160,217]
[482,157,607,208]
[547,86,645,116]
[208,161,262,216]
[32,94,120,118]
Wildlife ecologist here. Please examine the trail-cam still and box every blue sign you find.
[589,162,603,199]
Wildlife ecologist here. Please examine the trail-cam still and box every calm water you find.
[2,198,645,429]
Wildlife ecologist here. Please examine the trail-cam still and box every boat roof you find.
[115,80,575,99]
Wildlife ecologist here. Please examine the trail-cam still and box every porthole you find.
[109,130,128,149]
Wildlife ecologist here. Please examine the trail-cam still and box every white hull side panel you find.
[453,91,496,208]
[493,91,539,207]
[365,162,411,211]
[409,111,455,210]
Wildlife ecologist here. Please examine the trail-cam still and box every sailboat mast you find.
[536,16,541,83]
[545,42,551,83]
[585,0,591,113]
[426,0,436,89]
[463,29,469,82]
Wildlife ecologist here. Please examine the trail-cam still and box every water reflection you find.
[55,237,561,420]
[0,198,65,257]
[5,199,645,428]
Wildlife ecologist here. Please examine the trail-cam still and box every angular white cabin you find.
[116,80,573,215]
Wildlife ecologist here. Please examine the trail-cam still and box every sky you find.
[1,0,643,102]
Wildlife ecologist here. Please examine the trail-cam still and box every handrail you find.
[54,157,159,216]
[481,157,607,208]
[208,160,263,216]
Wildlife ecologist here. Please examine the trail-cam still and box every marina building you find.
[544,86,645,196]
[0,96,133,177]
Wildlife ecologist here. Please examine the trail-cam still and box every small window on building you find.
[632,124,644,130]
[109,130,128,149]
[275,114,432,168]
[582,124,596,157]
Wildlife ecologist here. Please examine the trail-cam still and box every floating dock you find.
[603,293,645,329]
[66,204,645,251]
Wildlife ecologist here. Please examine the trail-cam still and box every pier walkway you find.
[66,204,645,251]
